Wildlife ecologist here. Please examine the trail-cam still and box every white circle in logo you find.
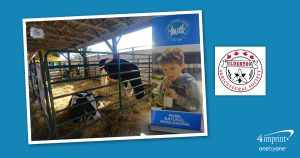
[218,49,263,92]
[166,19,190,42]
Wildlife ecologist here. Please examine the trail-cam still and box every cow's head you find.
[68,92,101,123]
[99,58,109,71]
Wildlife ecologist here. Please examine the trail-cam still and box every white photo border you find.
[23,10,208,144]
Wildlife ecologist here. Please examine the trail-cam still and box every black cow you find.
[68,92,101,123]
[99,58,145,100]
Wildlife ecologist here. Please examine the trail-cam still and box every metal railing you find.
[28,49,152,139]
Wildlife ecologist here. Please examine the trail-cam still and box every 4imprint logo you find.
[257,130,294,152]
[257,130,294,144]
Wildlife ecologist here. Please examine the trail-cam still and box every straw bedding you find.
[30,78,152,140]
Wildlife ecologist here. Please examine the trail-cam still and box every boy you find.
[157,47,202,113]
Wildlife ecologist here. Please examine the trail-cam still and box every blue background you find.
[152,14,200,46]
[0,0,299,157]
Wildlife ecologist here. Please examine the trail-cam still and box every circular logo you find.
[166,19,190,42]
[218,49,263,92]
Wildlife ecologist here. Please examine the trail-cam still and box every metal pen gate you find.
[28,49,152,139]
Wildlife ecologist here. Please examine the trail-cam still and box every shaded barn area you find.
[26,17,152,52]
[26,16,168,140]
[29,81,153,140]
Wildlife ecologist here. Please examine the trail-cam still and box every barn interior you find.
[26,15,169,140]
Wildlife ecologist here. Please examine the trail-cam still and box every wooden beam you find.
[93,29,113,52]
[47,31,86,42]
[27,23,88,42]
[69,20,111,34]
[59,21,95,39]
[112,18,151,37]
[116,35,122,45]
[27,39,79,46]
[28,42,69,48]
[109,18,127,26]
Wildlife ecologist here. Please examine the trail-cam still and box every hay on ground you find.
[30,77,154,140]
